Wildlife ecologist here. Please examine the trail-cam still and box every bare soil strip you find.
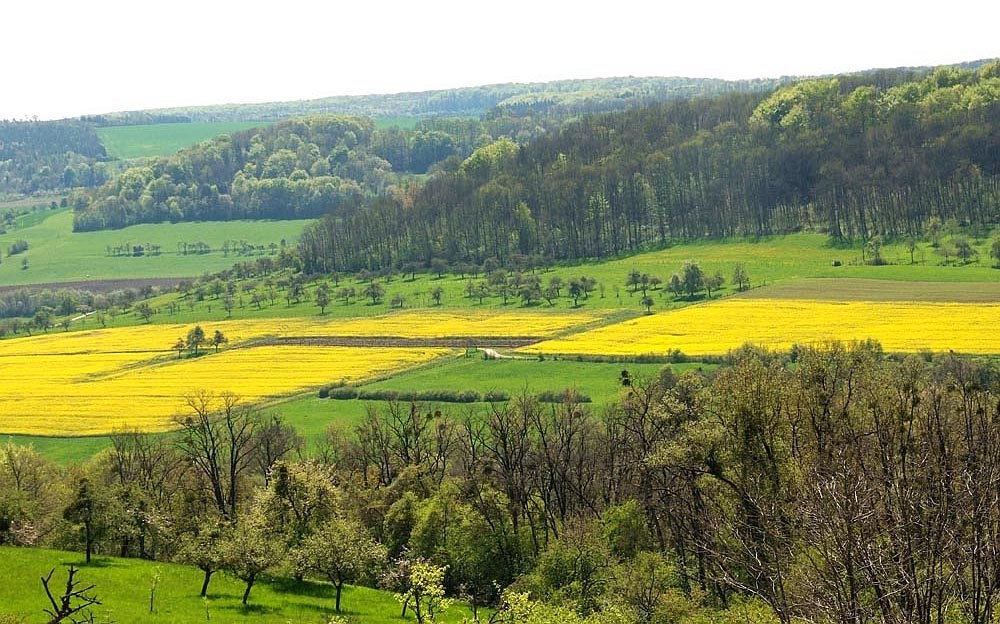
[0,277,185,294]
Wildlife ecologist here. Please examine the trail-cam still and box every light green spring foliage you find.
[484,590,634,624]
[219,497,286,604]
[296,516,387,611]
[483,590,783,624]
[396,561,453,623]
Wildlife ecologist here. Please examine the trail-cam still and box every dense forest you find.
[299,62,1000,272]
[0,120,109,195]
[2,343,999,623]
[71,116,392,230]
[87,75,790,124]
[72,112,575,230]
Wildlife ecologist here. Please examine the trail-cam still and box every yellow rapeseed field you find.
[521,299,1000,357]
[206,309,602,340]
[301,309,604,338]
[0,345,451,436]
[0,309,600,436]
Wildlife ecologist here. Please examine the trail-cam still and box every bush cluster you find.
[320,387,512,403]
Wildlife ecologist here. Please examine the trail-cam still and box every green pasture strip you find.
[97,122,268,159]
[0,210,314,286]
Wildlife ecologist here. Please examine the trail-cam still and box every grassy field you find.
[0,209,313,286]
[44,231,996,339]
[0,546,477,623]
[96,122,268,159]
[0,196,64,212]
[269,356,712,444]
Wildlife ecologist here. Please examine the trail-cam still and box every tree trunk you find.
[200,569,214,597]
[335,581,343,612]
[85,521,93,564]
[242,576,255,605]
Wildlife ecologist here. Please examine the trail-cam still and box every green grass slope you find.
[82,231,1000,335]
[96,122,267,159]
[0,210,313,287]
[0,546,476,623]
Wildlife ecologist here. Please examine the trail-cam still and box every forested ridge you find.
[299,61,1000,272]
[70,112,564,231]
[0,120,109,195]
[3,344,1000,623]
[71,116,390,230]
[88,75,789,124]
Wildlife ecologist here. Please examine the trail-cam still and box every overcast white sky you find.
[4,0,998,120]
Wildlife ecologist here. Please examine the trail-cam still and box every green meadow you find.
[65,230,1000,337]
[0,209,314,287]
[0,546,478,623]
[96,122,269,159]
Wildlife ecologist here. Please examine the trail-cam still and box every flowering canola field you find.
[0,345,450,436]
[0,309,600,436]
[209,309,603,340]
[521,299,1000,357]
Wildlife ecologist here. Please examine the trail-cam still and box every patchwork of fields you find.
[523,298,1000,357]
[0,310,601,435]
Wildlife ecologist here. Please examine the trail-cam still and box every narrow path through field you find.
[479,348,531,360]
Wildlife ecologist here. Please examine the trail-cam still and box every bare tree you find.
[41,566,101,624]
[174,392,262,520]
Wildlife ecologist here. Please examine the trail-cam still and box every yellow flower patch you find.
[521,299,1000,357]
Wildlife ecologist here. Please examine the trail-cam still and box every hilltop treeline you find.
[72,116,391,230]
[92,75,788,124]
[300,62,1000,271]
[3,343,999,623]
[0,120,109,194]
[71,113,561,230]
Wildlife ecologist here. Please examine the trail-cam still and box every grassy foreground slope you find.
[96,122,267,159]
[0,546,476,623]
[0,209,313,287]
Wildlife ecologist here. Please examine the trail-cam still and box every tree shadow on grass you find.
[216,603,278,616]
[263,575,334,599]
[65,558,121,569]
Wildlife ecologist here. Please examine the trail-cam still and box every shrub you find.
[324,388,487,403]
[7,240,28,256]
[537,390,592,403]
[325,387,359,400]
